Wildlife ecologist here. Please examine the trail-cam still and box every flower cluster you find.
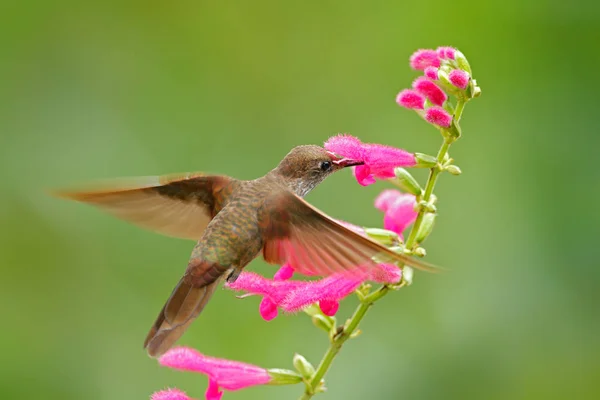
[397,47,480,132]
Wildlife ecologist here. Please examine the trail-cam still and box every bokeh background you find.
[2,1,599,399]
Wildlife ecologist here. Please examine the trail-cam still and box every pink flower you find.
[227,264,401,319]
[325,135,416,186]
[151,389,194,400]
[412,77,447,107]
[158,347,272,400]
[449,69,470,90]
[424,66,439,80]
[425,106,452,128]
[436,46,456,60]
[409,49,440,70]
[396,89,425,110]
[375,189,417,238]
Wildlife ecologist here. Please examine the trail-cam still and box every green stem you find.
[299,100,466,399]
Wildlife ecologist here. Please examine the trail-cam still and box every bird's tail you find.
[144,268,226,357]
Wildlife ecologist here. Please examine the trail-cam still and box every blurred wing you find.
[56,172,232,240]
[259,190,438,276]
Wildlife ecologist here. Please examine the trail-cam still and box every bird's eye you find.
[320,161,332,171]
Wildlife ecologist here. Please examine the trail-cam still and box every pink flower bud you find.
[396,89,425,110]
[424,66,439,80]
[425,106,452,128]
[409,49,441,70]
[412,77,447,107]
[449,69,470,90]
[273,264,294,280]
[436,46,456,60]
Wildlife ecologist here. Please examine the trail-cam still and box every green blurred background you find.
[2,1,599,399]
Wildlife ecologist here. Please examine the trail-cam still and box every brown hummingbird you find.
[58,145,434,357]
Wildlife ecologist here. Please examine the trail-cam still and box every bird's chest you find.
[200,203,264,267]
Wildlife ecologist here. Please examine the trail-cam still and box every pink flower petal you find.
[281,275,363,313]
[424,66,439,80]
[353,165,376,186]
[396,89,425,110]
[436,46,456,60]
[413,77,447,106]
[273,264,294,281]
[370,264,402,284]
[449,69,470,90]
[159,348,271,391]
[409,49,441,70]
[205,379,223,400]
[259,297,279,321]
[323,134,364,160]
[151,389,194,400]
[319,300,339,316]
[363,143,416,173]
[425,106,452,128]
[375,190,417,236]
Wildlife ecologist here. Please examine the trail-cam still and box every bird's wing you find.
[55,172,233,240]
[258,190,438,276]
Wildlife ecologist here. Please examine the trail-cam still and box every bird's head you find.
[271,145,363,197]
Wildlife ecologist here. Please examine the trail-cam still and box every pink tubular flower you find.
[449,69,470,90]
[158,347,272,400]
[425,106,453,128]
[325,135,416,186]
[152,389,195,400]
[409,49,440,70]
[396,89,425,110]
[375,189,417,238]
[412,77,447,107]
[436,46,456,60]
[227,264,401,319]
[424,66,439,80]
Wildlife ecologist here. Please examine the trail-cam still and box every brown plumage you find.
[57,145,435,357]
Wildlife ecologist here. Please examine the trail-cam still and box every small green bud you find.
[446,165,462,175]
[454,50,472,75]
[267,369,303,385]
[365,228,399,246]
[415,213,436,243]
[393,168,423,196]
[402,266,414,285]
[312,314,334,333]
[417,200,437,214]
[293,353,316,379]
[414,153,438,168]
[441,117,462,140]
[414,247,427,257]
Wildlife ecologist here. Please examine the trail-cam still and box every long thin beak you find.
[332,158,364,168]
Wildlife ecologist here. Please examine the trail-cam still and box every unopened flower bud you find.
[449,70,470,90]
[396,89,425,110]
[413,247,427,257]
[409,49,441,70]
[446,165,462,175]
[424,66,439,80]
[312,314,334,333]
[402,266,414,285]
[293,354,316,379]
[413,77,447,106]
[414,153,438,168]
[415,213,436,243]
[425,106,452,128]
[393,168,422,196]
[453,50,472,75]
[267,369,303,386]
[365,228,399,246]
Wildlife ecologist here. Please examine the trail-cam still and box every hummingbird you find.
[58,145,434,357]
